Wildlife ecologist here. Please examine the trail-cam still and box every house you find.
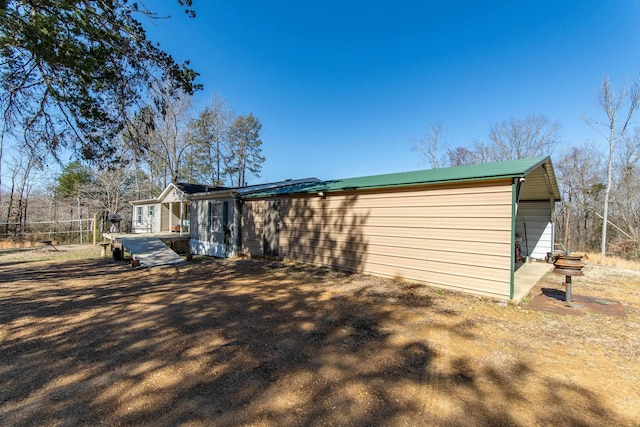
[237,156,561,299]
[188,178,321,257]
[130,182,227,234]
[128,157,560,299]
[130,179,321,256]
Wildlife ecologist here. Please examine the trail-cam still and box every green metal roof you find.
[244,156,560,199]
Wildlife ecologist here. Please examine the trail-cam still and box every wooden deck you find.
[103,233,189,267]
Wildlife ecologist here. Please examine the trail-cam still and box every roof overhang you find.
[130,198,158,206]
[520,157,561,201]
[540,158,561,201]
[242,157,562,200]
[189,189,237,200]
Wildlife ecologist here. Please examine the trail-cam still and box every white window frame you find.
[208,201,227,234]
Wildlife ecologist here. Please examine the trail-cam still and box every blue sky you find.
[146,1,640,184]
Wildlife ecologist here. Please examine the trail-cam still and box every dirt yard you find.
[1,245,639,426]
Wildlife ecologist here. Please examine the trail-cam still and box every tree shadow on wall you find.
[279,194,370,273]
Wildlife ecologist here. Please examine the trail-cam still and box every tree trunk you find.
[601,129,615,257]
[133,154,141,199]
[5,180,15,236]
[0,133,3,214]
[16,197,23,237]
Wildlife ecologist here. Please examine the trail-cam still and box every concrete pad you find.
[521,289,626,317]
[513,261,554,301]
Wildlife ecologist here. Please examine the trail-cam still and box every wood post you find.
[93,213,99,245]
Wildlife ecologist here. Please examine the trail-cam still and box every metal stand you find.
[552,254,584,306]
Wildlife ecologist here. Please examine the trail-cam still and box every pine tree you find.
[227,114,265,187]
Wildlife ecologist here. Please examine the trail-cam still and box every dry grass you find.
[1,245,639,426]
[585,252,640,271]
[0,244,101,264]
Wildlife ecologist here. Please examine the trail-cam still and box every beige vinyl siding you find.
[242,200,265,255]
[161,188,181,203]
[161,204,169,231]
[269,179,514,298]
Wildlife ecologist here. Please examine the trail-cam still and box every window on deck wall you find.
[208,202,216,234]
[136,207,143,224]
[208,201,227,234]
[148,206,155,218]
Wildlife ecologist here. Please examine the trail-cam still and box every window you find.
[148,206,155,217]
[208,201,227,234]
[183,204,190,232]
[208,201,214,233]
[136,207,143,224]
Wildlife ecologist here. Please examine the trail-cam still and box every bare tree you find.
[81,166,133,215]
[3,150,42,238]
[123,106,164,197]
[126,93,267,189]
[136,88,196,186]
[0,130,4,211]
[583,74,640,256]
[611,133,640,256]
[412,120,447,168]
[3,156,22,237]
[422,115,561,168]
[446,140,496,165]
[555,145,604,251]
[488,115,561,160]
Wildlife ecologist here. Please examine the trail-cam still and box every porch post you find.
[169,202,173,232]
[179,202,184,236]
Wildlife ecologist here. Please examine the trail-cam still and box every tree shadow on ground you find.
[0,257,629,426]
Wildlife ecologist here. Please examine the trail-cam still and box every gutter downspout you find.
[542,163,558,256]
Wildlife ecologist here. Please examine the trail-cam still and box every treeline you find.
[412,76,640,259]
[1,90,265,241]
[0,2,637,256]
[126,91,265,195]
[2,2,266,241]
[555,143,639,258]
